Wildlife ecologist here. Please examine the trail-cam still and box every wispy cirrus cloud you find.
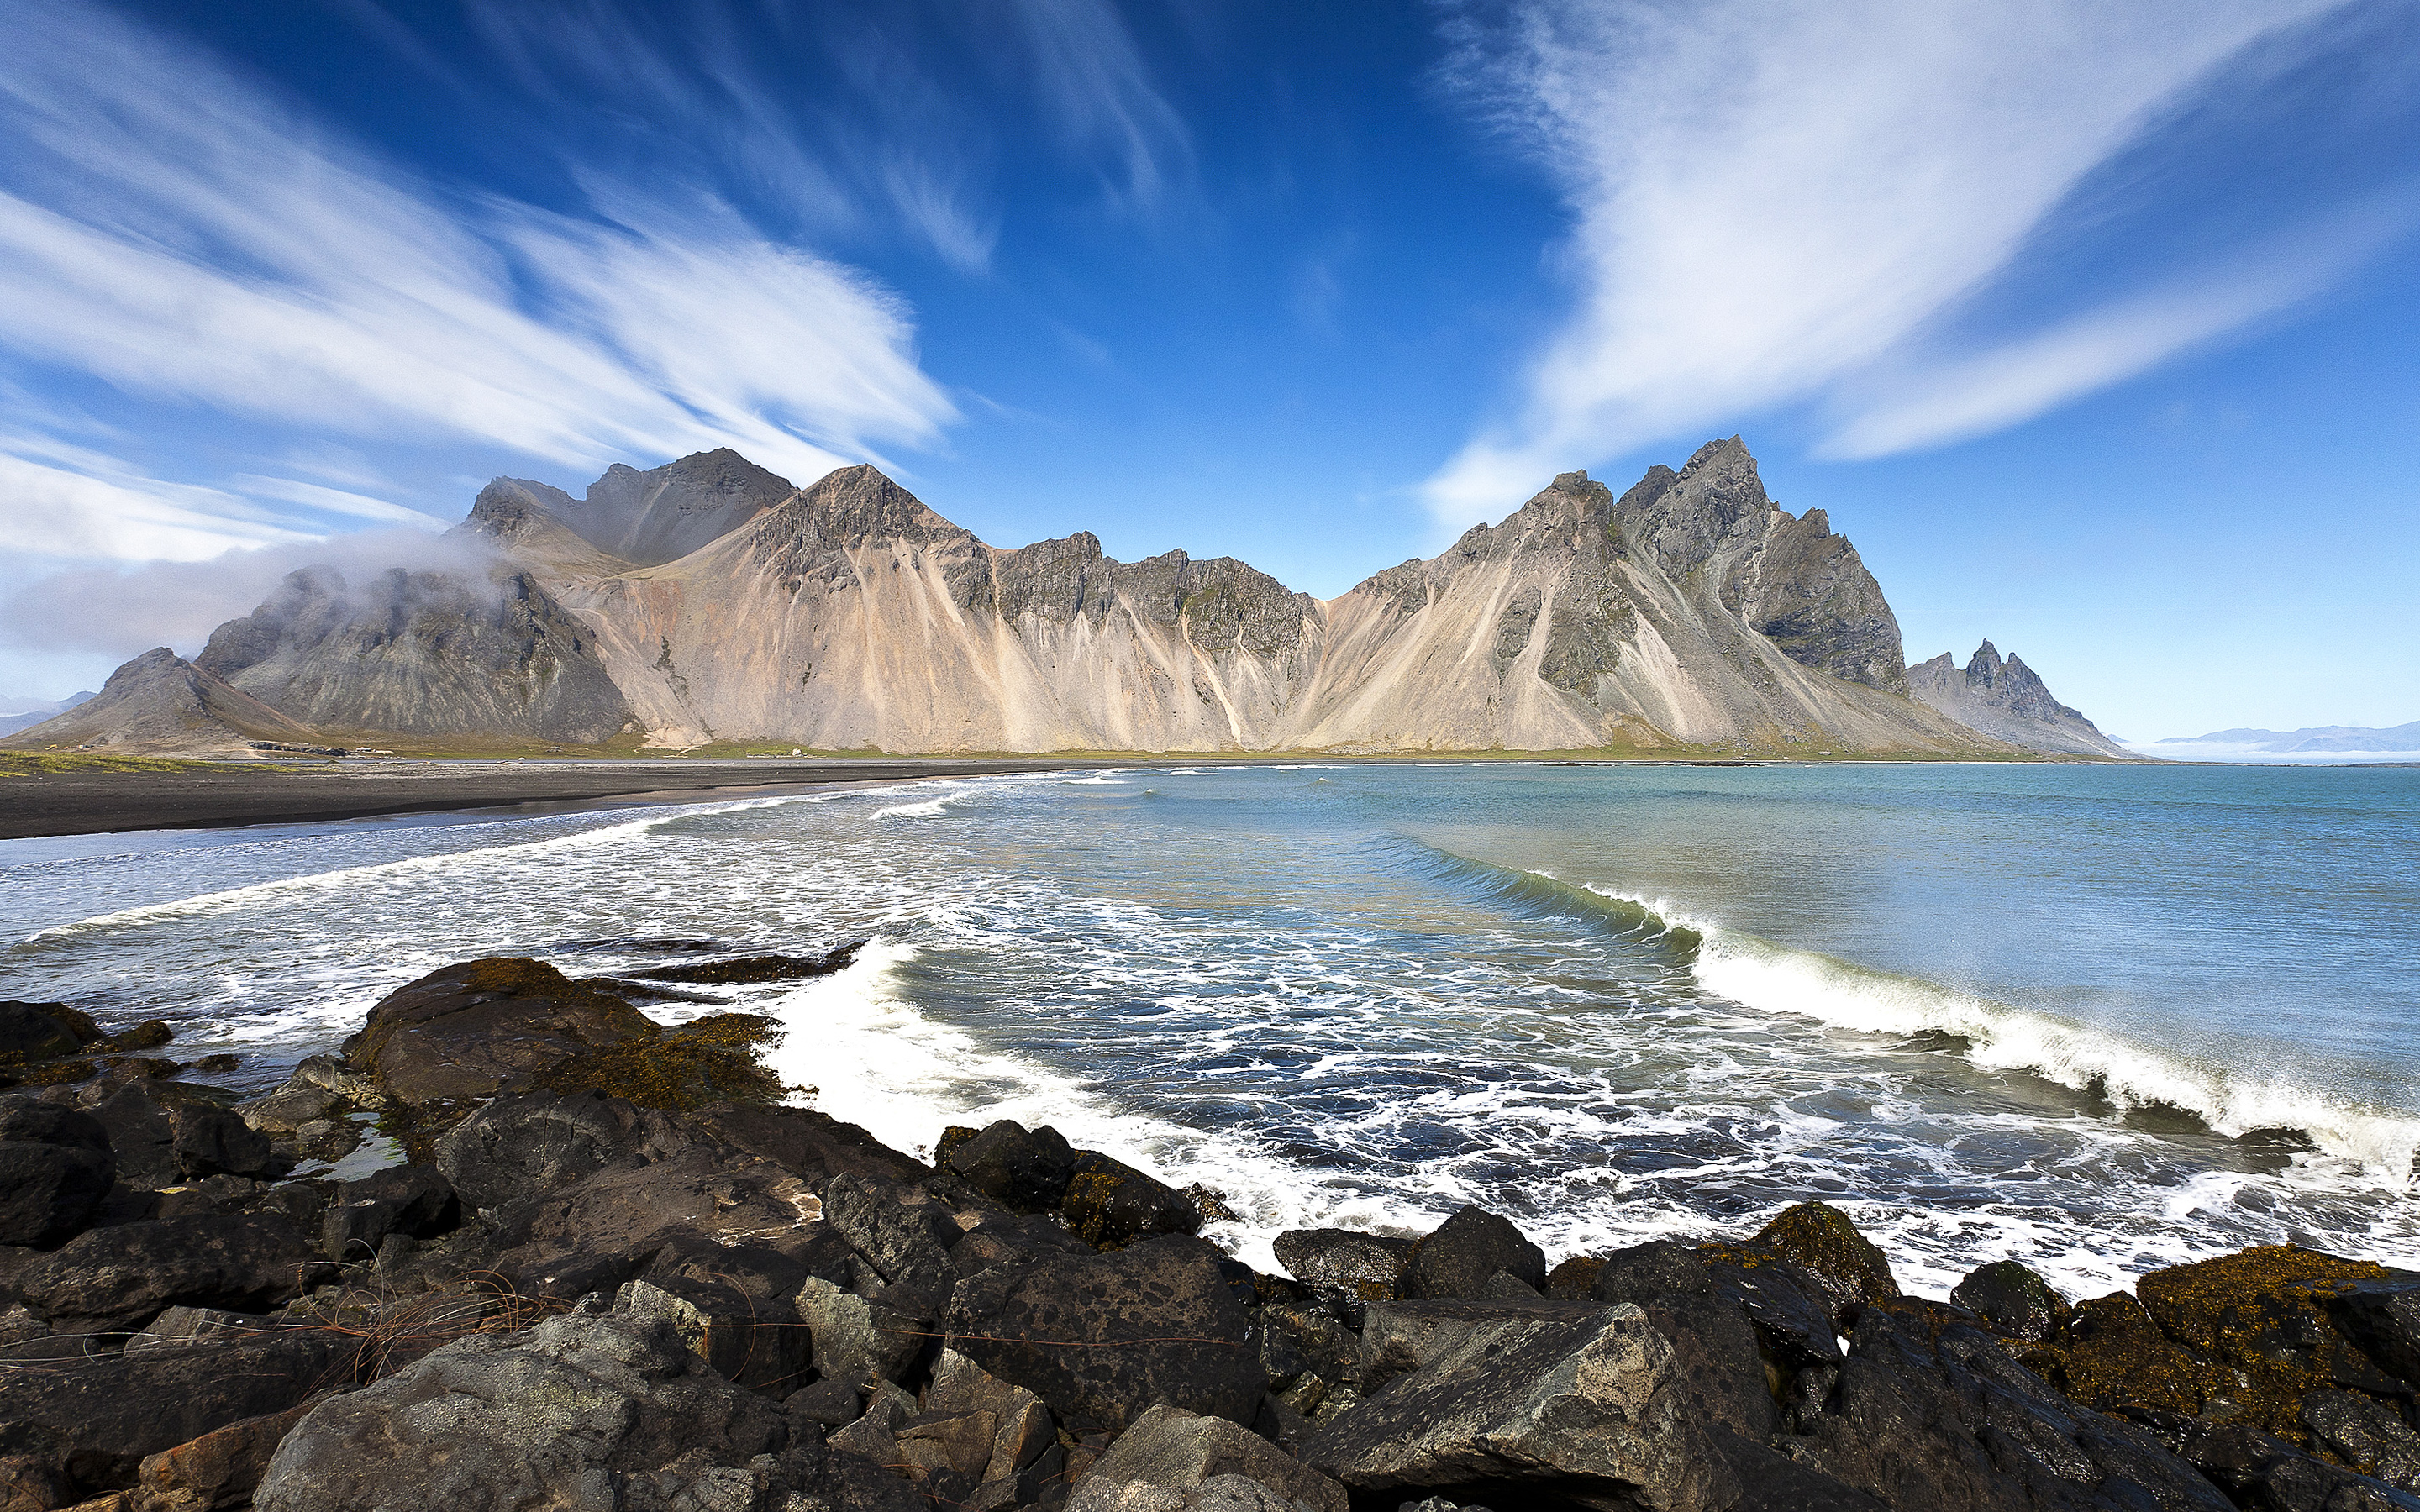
[1010,0,1194,209]
[0,0,960,564]
[1423,0,2403,524]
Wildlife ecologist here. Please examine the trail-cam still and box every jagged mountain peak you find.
[468,449,796,570]
[1908,641,2130,759]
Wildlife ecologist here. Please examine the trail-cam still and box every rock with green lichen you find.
[1702,1200,1898,1328]
[1952,1258,2073,1342]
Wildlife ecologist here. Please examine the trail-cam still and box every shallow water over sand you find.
[3,761,2413,1298]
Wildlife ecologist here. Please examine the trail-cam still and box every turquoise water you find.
[3,761,2413,1297]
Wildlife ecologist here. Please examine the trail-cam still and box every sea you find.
[3,760,2413,1299]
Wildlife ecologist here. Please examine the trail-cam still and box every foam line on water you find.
[18,793,836,944]
[1565,882,2420,1190]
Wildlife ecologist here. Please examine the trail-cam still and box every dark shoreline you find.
[0,756,1171,842]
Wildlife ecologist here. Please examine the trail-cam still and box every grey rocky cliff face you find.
[474,447,794,570]
[193,565,633,743]
[97,439,2026,754]
[1907,642,2132,759]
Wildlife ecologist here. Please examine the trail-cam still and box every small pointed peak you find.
[1975,639,2000,662]
[1552,470,1591,489]
[1801,507,1831,538]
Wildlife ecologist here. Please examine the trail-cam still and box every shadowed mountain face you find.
[1907,642,2130,759]
[0,648,320,754]
[192,565,632,743]
[466,448,794,570]
[60,438,2123,756]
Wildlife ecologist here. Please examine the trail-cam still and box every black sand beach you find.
[0,757,1145,841]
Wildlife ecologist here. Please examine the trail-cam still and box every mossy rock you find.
[2133,1246,2400,1445]
[1704,1200,1898,1326]
[536,1013,789,1113]
[934,1125,981,1170]
[2016,1293,2231,1420]
[1544,1254,1607,1299]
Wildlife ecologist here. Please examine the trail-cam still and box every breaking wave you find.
[1413,844,2420,1189]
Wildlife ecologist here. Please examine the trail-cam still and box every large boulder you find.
[1706,1202,1898,1328]
[432,1089,682,1213]
[251,1302,815,1512]
[1952,1260,2073,1343]
[883,1348,1064,1509]
[1272,1229,1416,1303]
[823,1171,960,1304]
[939,1120,1078,1213]
[1063,1151,1202,1249]
[945,1235,1263,1436]
[0,1002,97,1065]
[1791,1297,2234,1512]
[132,1394,329,1512]
[317,1165,460,1263]
[1071,1404,1345,1512]
[1302,1299,1838,1510]
[342,958,656,1108]
[485,1138,829,1301]
[0,1103,113,1247]
[1397,1205,1546,1300]
[691,1102,935,1191]
[2126,1408,2420,1512]
[13,1214,333,1334]
[87,1081,281,1188]
[0,1324,345,1497]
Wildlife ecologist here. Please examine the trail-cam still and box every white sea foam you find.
[867,791,961,818]
[19,806,713,943]
[1579,884,2420,1191]
[759,935,1447,1269]
[1062,775,1126,785]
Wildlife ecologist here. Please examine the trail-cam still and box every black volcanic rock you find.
[0,1325,346,1497]
[1953,1259,2073,1342]
[1273,1228,1417,1301]
[0,1104,113,1247]
[16,1214,333,1334]
[944,1235,1263,1436]
[1398,1205,1546,1299]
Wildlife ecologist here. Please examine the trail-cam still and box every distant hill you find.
[0,690,93,738]
[2157,720,2420,753]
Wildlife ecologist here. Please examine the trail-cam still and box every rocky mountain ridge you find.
[6,440,2128,758]
[1907,641,2131,759]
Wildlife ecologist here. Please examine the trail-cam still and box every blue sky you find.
[1,0,2415,740]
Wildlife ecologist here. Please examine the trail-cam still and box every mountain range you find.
[4,438,2131,759]
[2156,720,2420,753]
[0,691,92,739]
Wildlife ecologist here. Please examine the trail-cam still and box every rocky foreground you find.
[3,953,2417,1512]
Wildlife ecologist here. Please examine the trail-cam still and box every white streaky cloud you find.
[1010,0,1192,207]
[229,476,452,532]
[0,451,318,563]
[1425,0,2350,526]
[0,0,958,530]
[1823,199,2420,459]
[0,528,505,660]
